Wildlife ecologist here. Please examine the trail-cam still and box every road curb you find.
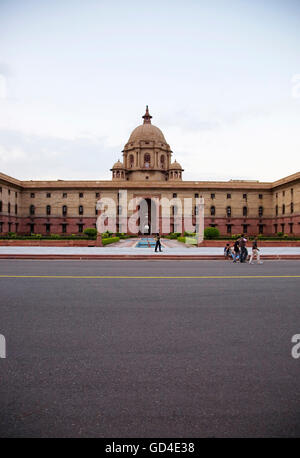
[1,254,300,260]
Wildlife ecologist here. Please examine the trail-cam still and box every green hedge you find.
[102,237,120,245]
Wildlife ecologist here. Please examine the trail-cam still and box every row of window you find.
[0,188,18,197]
[275,203,294,215]
[276,189,294,198]
[0,202,18,214]
[30,192,101,199]
[30,205,87,216]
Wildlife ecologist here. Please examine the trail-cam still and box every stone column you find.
[96,232,103,247]
[197,197,205,247]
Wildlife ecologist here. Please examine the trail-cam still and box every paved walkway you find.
[1,243,300,256]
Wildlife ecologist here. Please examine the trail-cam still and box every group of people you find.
[224,235,263,264]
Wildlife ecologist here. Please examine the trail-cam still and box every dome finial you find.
[142,105,152,124]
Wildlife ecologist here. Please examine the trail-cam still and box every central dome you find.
[128,106,166,144]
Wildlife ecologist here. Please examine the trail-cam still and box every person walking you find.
[249,237,263,264]
[233,239,240,263]
[154,233,162,252]
[239,234,248,263]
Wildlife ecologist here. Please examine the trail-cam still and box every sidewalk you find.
[1,241,300,260]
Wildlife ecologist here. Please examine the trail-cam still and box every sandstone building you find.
[0,107,299,236]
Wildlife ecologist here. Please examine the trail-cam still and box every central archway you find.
[140,198,159,235]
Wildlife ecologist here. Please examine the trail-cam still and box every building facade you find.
[0,107,299,236]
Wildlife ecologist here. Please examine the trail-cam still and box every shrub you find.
[204,227,220,239]
[184,231,195,237]
[169,232,181,239]
[8,232,17,238]
[177,236,186,243]
[277,232,284,237]
[50,234,60,239]
[102,236,120,245]
[83,228,97,238]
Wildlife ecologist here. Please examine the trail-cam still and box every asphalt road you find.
[0,260,300,437]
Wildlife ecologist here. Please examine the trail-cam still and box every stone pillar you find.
[197,197,205,247]
[96,232,103,247]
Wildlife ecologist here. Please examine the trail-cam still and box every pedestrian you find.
[239,234,248,263]
[224,243,231,259]
[249,237,263,264]
[233,238,240,263]
[154,233,162,252]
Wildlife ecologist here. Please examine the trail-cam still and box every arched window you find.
[129,154,134,168]
[210,205,216,216]
[258,206,263,217]
[226,206,231,217]
[144,153,151,168]
[30,204,35,215]
[62,205,67,216]
[46,205,51,216]
[243,206,248,217]
[79,205,83,215]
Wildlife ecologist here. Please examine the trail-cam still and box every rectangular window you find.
[46,193,51,198]
[78,224,83,233]
[46,224,51,234]
[96,192,100,198]
[226,224,232,234]
[15,192,18,197]
[211,193,215,199]
[8,222,12,232]
[259,224,264,234]
[289,223,293,234]
[194,193,199,198]
[259,194,263,199]
[173,193,177,198]
[243,194,247,199]
[274,224,278,234]
[79,192,84,198]
[15,223,18,233]
[30,223,35,233]
[0,222,3,232]
[62,224,67,233]
[63,193,67,198]
[281,223,285,233]
[227,193,231,199]
[15,204,18,215]
[30,193,35,198]
[242,224,248,234]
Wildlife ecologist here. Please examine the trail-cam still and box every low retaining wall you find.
[199,240,300,247]
[0,239,97,247]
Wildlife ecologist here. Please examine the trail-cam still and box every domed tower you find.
[111,160,125,180]
[111,106,183,181]
[169,160,184,181]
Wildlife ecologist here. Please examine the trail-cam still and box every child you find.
[224,243,231,259]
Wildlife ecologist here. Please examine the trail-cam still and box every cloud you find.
[0,129,121,180]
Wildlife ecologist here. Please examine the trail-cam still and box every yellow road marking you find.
[0,275,300,279]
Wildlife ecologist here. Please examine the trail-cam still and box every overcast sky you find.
[0,0,300,182]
